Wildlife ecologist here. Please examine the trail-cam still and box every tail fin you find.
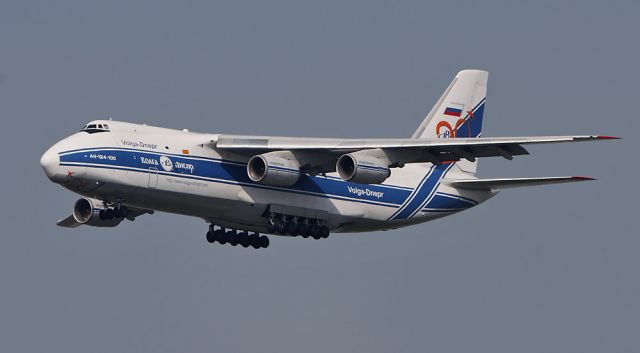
[412,70,488,174]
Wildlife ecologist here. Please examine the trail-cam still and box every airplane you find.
[40,70,618,249]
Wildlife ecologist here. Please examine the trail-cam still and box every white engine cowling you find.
[337,153,391,184]
[247,153,301,187]
[73,198,122,227]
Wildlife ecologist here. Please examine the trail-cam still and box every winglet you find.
[596,135,621,140]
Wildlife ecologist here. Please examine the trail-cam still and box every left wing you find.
[213,134,617,165]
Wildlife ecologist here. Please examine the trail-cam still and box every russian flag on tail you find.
[443,106,462,117]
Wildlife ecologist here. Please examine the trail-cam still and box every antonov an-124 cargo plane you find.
[41,70,617,249]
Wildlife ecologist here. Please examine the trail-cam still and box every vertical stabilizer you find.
[412,70,488,174]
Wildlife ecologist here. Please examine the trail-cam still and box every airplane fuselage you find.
[41,120,494,234]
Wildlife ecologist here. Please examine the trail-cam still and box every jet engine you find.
[72,198,123,227]
[337,153,391,184]
[247,152,301,187]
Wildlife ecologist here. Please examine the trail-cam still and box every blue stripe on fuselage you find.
[389,163,453,220]
[58,148,473,215]
[59,148,410,207]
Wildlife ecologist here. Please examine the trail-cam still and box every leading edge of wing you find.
[214,134,619,152]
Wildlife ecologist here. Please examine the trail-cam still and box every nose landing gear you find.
[205,225,270,249]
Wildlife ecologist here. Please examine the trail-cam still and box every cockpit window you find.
[81,123,110,134]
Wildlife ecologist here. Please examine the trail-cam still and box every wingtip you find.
[572,176,597,181]
[596,135,621,140]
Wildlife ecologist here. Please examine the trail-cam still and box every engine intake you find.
[247,153,301,187]
[73,198,122,227]
[337,153,390,184]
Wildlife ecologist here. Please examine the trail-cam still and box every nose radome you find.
[40,147,60,180]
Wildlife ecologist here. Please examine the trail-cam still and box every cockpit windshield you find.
[81,123,110,134]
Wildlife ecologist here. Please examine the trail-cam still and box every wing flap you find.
[449,176,595,190]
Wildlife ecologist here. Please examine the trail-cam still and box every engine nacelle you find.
[337,153,391,184]
[73,198,122,227]
[247,152,301,187]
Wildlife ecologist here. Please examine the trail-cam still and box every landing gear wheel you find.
[206,231,215,244]
[118,206,129,218]
[309,224,320,238]
[104,208,115,220]
[286,222,298,236]
[297,223,309,236]
[227,231,239,246]
[275,220,286,235]
[249,233,260,249]
[238,232,250,248]
[320,226,330,239]
[99,209,107,220]
[259,236,270,248]
[215,229,227,244]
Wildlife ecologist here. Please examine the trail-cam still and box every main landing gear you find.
[266,213,330,239]
[98,202,129,220]
[206,225,270,249]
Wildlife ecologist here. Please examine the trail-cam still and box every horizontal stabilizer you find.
[450,176,595,190]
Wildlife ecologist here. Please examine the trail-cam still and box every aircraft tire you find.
[227,231,239,246]
[213,229,227,245]
[105,208,115,220]
[238,232,250,248]
[206,231,215,244]
[259,236,270,248]
[249,233,260,249]
[320,226,330,239]
[99,209,107,220]
[266,222,276,234]
[297,223,309,236]
[275,220,286,235]
[286,222,298,236]
[118,206,129,218]
[309,224,320,238]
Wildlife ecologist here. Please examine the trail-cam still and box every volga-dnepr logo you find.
[347,185,384,199]
[160,155,173,172]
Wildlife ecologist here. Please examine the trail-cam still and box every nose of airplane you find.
[40,147,61,180]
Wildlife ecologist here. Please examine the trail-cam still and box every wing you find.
[213,134,617,165]
[449,176,595,190]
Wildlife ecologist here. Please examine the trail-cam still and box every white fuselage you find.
[41,121,495,234]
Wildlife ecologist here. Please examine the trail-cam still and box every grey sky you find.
[1,1,638,352]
